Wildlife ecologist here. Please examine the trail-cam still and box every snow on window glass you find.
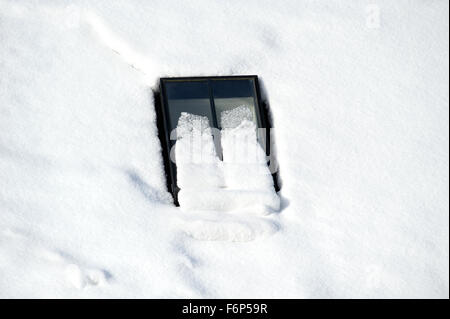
[175,112,224,189]
[219,105,254,129]
[175,110,279,213]
[220,107,274,190]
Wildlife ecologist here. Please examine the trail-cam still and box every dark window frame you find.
[156,75,278,206]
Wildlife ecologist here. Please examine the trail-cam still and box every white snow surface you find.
[176,110,279,213]
[0,0,448,298]
[175,112,224,190]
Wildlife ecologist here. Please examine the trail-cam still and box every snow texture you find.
[175,113,224,190]
[220,105,254,129]
[176,109,279,212]
[221,107,275,191]
[0,0,448,298]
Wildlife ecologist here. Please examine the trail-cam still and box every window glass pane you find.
[164,81,214,133]
[211,79,258,128]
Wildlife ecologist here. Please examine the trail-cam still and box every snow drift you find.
[0,0,448,298]
[176,108,279,213]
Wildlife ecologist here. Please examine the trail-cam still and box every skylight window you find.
[155,75,279,205]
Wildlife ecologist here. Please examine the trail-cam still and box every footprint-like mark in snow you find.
[64,263,110,289]
[1,228,112,290]
[37,247,112,289]
[168,235,210,297]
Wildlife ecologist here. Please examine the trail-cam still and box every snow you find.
[220,104,255,129]
[176,109,279,212]
[175,112,224,190]
[0,0,448,298]
[221,109,274,190]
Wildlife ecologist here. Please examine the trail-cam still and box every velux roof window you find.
[155,75,279,206]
